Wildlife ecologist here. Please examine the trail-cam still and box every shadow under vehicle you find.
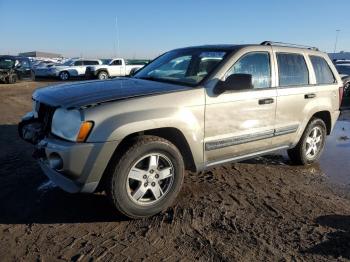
[0,55,34,84]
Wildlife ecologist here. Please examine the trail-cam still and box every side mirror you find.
[214,73,253,94]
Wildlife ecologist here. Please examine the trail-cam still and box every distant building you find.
[18,51,62,58]
[328,51,350,61]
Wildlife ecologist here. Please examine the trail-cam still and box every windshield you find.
[61,59,74,66]
[134,49,228,86]
[101,59,112,65]
[0,58,15,69]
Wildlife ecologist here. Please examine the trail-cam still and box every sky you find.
[0,0,349,59]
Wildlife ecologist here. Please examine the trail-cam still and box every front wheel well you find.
[97,69,109,76]
[96,128,197,192]
[311,111,332,135]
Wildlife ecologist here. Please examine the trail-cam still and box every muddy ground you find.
[0,80,350,262]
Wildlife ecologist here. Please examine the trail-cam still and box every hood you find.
[32,78,192,108]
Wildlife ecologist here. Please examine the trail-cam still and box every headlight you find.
[51,108,93,142]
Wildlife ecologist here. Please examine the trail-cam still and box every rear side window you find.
[74,61,83,66]
[309,56,335,84]
[277,53,309,86]
[226,52,271,89]
[83,60,99,65]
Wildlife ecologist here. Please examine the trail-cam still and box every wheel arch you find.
[311,110,332,135]
[96,68,110,76]
[96,127,197,192]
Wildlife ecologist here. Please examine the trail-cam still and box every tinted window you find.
[226,52,271,89]
[310,56,335,84]
[277,53,309,86]
[111,60,122,65]
[83,60,99,65]
[336,65,350,75]
[19,59,30,68]
[74,61,83,66]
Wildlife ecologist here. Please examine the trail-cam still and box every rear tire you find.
[106,135,185,219]
[59,71,69,81]
[287,118,327,165]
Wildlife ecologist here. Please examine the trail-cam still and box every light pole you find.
[333,29,340,54]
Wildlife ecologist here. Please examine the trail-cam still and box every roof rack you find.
[260,41,319,51]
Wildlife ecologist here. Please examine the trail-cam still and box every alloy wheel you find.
[126,153,174,206]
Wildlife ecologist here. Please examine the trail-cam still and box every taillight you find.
[339,86,344,107]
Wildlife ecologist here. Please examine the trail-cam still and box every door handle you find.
[258,98,274,105]
[305,93,316,99]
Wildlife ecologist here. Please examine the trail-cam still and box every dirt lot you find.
[0,80,350,261]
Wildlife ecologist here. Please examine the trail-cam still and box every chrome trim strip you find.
[274,125,299,136]
[205,145,289,167]
[205,130,274,151]
[205,125,299,151]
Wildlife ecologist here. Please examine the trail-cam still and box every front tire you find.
[98,71,109,80]
[288,118,327,165]
[7,74,17,84]
[106,136,185,219]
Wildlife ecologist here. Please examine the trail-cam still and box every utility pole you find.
[333,29,340,54]
[115,15,120,57]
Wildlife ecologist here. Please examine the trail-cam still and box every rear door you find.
[72,60,84,76]
[272,48,316,147]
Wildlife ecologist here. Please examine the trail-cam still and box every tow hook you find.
[32,140,48,160]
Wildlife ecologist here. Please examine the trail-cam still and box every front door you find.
[109,59,122,76]
[204,51,277,165]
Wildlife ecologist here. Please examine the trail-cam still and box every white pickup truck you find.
[85,58,146,80]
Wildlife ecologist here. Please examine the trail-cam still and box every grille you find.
[37,103,55,134]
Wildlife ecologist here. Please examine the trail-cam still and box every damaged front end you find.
[18,101,56,155]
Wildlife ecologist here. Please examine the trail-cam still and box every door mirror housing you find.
[214,73,253,94]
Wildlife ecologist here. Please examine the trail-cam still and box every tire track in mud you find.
[1,82,350,261]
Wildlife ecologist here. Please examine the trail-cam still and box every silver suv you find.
[19,42,343,218]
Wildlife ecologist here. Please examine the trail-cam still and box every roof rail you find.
[260,41,319,51]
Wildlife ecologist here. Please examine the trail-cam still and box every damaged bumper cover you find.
[18,115,119,193]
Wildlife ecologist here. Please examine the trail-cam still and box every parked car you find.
[19,42,343,218]
[44,59,102,80]
[0,55,33,84]
[33,62,57,78]
[335,62,350,77]
[85,58,145,80]
[333,61,350,109]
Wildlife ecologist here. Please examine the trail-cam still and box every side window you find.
[226,52,271,89]
[74,61,83,66]
[20,59,30,68]
[310,56,336,84]
[112,60,122,65]
[277,53,309,86]
[83,60,99,65]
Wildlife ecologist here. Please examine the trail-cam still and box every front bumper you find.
[34,137,118,193]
